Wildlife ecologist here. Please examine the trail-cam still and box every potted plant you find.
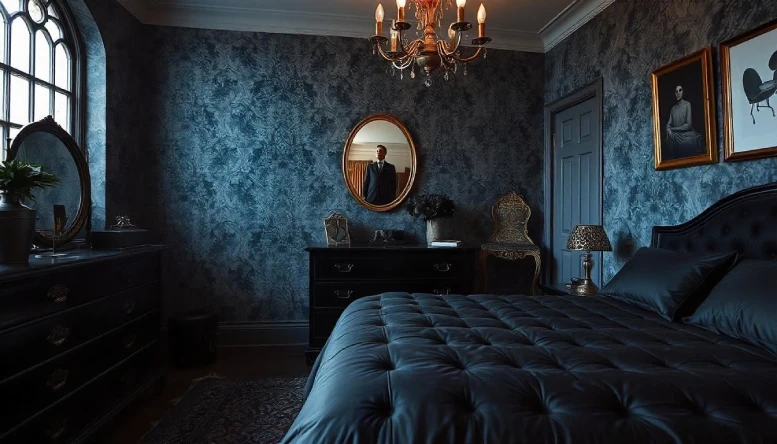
[0,159,59,264]
[406,193,456,244]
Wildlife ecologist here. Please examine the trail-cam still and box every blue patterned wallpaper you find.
[144,28,545,320]
[546,0,777,281]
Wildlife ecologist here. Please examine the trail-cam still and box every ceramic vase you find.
[0,193,36,264]
[426,217,454,244]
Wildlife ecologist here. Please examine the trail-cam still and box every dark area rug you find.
[140,377,306,444]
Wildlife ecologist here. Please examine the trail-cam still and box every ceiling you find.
[117,0,617,52]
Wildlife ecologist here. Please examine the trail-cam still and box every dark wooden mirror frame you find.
[342,114,417,212]
[7,116,91,247]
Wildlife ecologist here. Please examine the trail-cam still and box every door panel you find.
[552,97,602,288]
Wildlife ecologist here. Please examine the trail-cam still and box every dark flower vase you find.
[0,193,36,264]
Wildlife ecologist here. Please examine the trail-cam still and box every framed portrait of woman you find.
[721,19,777,162]
[651,47,717,170]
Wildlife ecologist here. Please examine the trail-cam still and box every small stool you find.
[169,310,218,368]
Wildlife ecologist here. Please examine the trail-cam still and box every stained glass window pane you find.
[54,90,68,130]
[10,75,29,124]
[35,30,51,82]
[28,0,45,23]
[10,18,31,73]
[54,43,69,89]
[0,15,5,64]
[0,0,20,14]
[44,19,61,42]
[34,83,50,120]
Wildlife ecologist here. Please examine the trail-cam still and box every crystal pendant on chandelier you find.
[369,0,493,86]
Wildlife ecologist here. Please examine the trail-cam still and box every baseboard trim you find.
[219,321,308,347]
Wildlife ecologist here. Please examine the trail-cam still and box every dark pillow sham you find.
[685,260,777,355]
[599,247,737,321]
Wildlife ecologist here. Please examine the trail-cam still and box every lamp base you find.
[570,279,599,296]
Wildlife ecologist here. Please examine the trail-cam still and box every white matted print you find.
[722,20,777,162]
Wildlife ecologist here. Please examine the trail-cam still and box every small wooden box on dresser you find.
[0,246,165,443]
[306,245,479,363]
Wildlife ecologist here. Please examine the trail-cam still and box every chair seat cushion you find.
[482,242,539,252]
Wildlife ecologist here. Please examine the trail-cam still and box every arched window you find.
[1,0,80,158]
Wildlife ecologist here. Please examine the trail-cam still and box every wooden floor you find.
[97,346,311,444]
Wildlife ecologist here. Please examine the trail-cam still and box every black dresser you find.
[306,245,479,363]
[0,246,165,443]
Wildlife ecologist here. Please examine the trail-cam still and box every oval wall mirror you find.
[8,116,91,247]
[342,114,417,212]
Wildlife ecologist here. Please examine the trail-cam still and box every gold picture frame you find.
[651,47,717,170]
[721,19,777,162]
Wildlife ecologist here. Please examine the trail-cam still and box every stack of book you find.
[429,240,462,247]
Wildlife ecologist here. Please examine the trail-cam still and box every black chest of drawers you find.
[306,245,479,363]
[0,246,165,443]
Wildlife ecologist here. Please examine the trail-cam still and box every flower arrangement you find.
[0,159,60,202]
[406,193,455,221]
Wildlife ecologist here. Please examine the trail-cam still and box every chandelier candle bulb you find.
[391,25,399,52]
[375,4,385,35]
[396,0,406,22]
[477,4,486,37]
[456,0,466,22]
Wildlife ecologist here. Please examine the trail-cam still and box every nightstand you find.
[538,283,570,296]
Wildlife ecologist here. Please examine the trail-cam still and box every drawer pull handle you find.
[47,369,69,392]
[334,290,353,299]
[47,284,69,303]
[122,334,137,349]
[47,326,71,347]
[434,288,452,295]
[122,300,136,314]
[434,263,452,272]
[45,419,67,441]
[334,263,354,273]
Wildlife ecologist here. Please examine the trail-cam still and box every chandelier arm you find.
[448,46,485,64]
[400,38,423,57]
[376,43,413,63]
[439,32,463,56]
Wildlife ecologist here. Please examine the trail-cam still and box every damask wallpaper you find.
[143,29,545,321]
[546,0,777,280]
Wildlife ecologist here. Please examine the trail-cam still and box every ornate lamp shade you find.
[566,225,612,252]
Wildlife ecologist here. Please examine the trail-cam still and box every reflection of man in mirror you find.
[362,145,397,206]
[665,85,702,159]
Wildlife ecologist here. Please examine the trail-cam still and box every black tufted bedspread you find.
[282,293,777,444]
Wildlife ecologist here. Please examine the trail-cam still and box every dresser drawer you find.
[0,271,92,332]
[314,252,474,281]
[0,282,159,381]
[0,342,160,444]
[0,311,159,434]
[0,256,159,333]
[313,280,473,308]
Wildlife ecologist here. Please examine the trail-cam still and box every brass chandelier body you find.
[370,0,492,85]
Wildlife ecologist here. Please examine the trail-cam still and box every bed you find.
[282,183,777,444]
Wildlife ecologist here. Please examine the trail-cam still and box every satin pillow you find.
[685,260,777,354]
[600,247,738,321]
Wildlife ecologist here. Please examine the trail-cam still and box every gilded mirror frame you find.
[7,116,91,247]
[342,114,417,212]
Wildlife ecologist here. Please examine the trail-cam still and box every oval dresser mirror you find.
[342,114,417,212]
[8,116,91,247]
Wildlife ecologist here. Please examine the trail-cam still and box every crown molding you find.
[115,0,147,22]
[115,0,613,54]
[539,0,617,52]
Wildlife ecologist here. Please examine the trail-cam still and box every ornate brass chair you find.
[481,192,541,295]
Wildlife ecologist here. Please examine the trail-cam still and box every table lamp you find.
[566,225,612,295]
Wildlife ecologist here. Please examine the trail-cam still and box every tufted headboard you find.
[651,183,777,261]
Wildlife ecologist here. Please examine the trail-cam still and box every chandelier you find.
[370,0,492,87]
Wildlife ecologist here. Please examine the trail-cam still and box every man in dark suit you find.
[362,145,397,206]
